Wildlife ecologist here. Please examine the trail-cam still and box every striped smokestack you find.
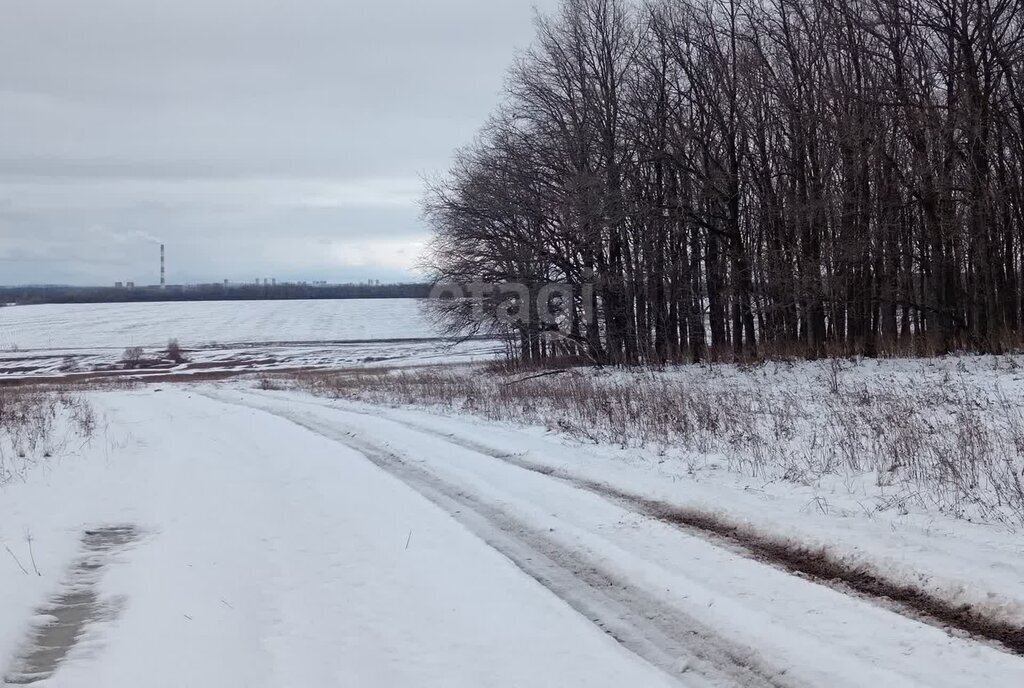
[160,244,165,288]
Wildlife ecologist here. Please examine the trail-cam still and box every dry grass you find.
[0,386,97,484]
[281,360,1024,526]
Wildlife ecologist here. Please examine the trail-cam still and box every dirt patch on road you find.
[626,494,1024,655]
[4,525,140,685]
[508,463,1024,656]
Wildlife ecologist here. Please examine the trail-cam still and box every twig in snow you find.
[405,530,413,550]
[4,544,29,575]
[503,369,571,386]
[25,531,40,576]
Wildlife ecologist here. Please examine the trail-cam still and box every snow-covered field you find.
[0,300,437,348]
[1,382,1023,686]
[0,300,499,379]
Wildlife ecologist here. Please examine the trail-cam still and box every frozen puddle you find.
[4,525,140,685]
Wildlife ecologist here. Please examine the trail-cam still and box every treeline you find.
[0,283,431,306]
[425,0,1024,363]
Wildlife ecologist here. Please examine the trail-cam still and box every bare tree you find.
[425,0,1024,365]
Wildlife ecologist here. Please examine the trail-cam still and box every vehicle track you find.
[232,389,1024,658]
[338,407,1024,657]
[205,391,798,688]
[4,525,139,686]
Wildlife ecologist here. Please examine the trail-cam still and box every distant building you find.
[115,281,123,288]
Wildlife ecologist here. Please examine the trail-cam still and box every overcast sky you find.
[0,0,553,286]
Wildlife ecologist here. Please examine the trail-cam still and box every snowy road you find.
[2,386,1023,686]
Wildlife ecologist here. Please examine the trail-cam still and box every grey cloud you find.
[0,0,557,285]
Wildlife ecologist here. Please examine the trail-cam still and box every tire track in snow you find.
[204,391,797,688]
[4,525,140,685]
[331,405,1024,658]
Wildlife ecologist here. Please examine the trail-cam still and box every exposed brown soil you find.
[370,417,1024,657]
[141,366,311,384]
[528,462,1024,656]
[0,363,311,387]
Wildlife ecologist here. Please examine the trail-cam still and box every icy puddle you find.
[4,525,139,685]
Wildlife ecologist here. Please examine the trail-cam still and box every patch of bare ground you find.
[0,374,141,389]
[3,525,140,685]
[546,463,1024,655]
[601,482,1024,655]
[0,361,306,388]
